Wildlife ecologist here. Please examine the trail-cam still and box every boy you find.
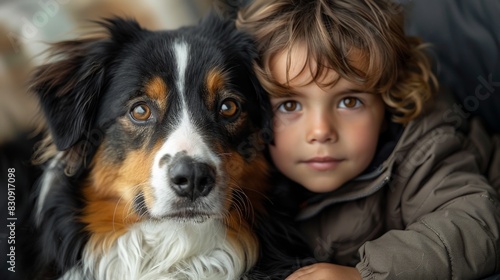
[237,0,500,279]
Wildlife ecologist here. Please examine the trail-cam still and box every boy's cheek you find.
[268,145,285,169]
[273,115,288,134]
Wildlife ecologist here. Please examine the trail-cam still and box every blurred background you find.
[0,0,213,144]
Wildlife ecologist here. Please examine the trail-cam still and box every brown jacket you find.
[295,95,500,279]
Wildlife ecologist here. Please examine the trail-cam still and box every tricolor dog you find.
[29,7,272,280]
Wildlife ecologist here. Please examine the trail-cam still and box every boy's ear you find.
[30,18,144,151]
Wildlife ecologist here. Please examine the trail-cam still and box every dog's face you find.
[32,16,271,241]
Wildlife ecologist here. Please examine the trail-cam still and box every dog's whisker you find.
[112,181,149,229]
[218,152,233,157]
[228,181,255,217]
[226,184,255,228]
[126,181,150,218]
[233,183,272,204]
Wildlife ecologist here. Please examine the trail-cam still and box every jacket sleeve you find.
[356,125,500,279]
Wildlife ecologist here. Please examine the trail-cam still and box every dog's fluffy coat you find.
[29,9,273,279]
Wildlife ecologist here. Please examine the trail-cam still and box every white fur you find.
[174,40,188,109]
[61,220,250,280]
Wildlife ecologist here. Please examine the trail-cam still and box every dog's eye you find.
[219,99,240,119]
[130,103,152,122]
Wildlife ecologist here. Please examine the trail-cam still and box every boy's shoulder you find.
[387,90,499,189]
[392,91,466,155]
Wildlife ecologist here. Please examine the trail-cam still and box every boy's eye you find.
[278,101,301,112]
[338,97,362,109]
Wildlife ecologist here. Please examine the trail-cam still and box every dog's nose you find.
[169,156,215,200]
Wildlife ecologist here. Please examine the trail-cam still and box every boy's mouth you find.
[301,157,343,171]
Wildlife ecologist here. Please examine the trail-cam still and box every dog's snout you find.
[169,156,215,200]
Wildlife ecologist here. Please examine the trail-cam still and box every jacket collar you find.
[296,161,393,221]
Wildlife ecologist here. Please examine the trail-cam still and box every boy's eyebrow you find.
[271,87,375,99]
[271,91,300,98]
[339,88,375,95]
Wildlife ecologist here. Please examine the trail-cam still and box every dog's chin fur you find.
[63,220,253,280]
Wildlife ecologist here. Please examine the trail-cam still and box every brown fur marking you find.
[82,141,163,253]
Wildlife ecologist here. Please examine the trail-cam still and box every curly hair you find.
[237,0,437,124]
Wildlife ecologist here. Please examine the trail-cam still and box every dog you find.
[27,6,275,279]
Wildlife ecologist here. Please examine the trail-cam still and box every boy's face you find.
[268,44,386,193]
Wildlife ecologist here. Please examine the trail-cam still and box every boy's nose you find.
[306,115,337,144]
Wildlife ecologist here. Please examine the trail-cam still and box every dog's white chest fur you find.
[62,220,245,280]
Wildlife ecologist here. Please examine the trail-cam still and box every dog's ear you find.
[30,18,144,151]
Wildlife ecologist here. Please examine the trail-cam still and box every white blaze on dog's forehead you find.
[174,40,189,109]
[167,40,220,163]
[148,41,221,217]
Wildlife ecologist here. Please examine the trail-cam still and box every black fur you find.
[248,172,318,279]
